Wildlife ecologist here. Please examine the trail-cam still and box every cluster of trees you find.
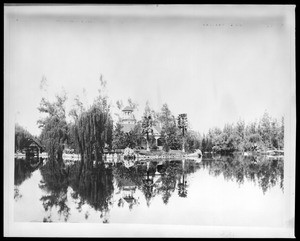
[111,108,284,155]
[35,76,114,168]
[201,112,284,154]
[112,102,201,153]
[15,75,284,164]
[37,94,69,163]
[15,123,35,152]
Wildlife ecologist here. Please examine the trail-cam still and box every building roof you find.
[122,106,134,112]
[123,196,135,204]
[24,138,45,151]
[152,125,162,134]
[121,123,135,133]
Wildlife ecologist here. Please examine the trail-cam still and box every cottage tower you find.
[121,106,136,133]
[122,106,136,124]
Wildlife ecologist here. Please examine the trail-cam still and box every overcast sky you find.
[5,5,294,136]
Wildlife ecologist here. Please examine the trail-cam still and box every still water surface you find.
[14,154,284,227]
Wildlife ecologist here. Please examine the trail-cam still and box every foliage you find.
[71,103,113,165]
[112,122,143,150]
[184,130,202,152]
[35,76,283,158]
[15,123,34,152]
[37,93,68,162]
[141,113,154,151]
[158,104,181,152]
[39,160,71,222]
[69,75,113,167]
[201,111,284,154]
[112,123,127,149]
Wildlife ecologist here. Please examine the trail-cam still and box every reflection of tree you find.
[155,160,199,203]
[113,163,145,188]
[160,161,183,199]
[177,173,188,198]
[113,163,144,209]
[14,158,43,186]
[176,160,197,198]
[113,160,202,207]
[39,159,115,222]
[14,157,44,202]
[177,162,187,198]
[142,170,156,207]
[40,192,70,222]
[15,159,32,186]
[70,163,115,220]
[159,170,176,204]
[14,186,22,201]
[256,158,283,194]
[200,154,284,194]
[39,159,70,222]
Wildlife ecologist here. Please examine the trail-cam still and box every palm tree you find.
[142,115,153,151]
[177,114,188,152]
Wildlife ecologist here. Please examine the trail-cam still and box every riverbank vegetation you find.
[15,123,35,152]
[201,112,284,154]
[15,76,284,159]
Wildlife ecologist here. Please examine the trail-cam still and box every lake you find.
[14,153,285,227]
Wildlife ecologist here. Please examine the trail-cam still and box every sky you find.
[5,5,295,136]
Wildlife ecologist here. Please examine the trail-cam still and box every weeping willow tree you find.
[70,75,113,170]
[37,93,68,164]
[72,105,113,166]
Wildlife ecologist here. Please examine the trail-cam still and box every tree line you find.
[201,112,284,154]
[15,76,284,166]
[15,123,35,152]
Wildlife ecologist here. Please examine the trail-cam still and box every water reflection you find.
[15,157,44,186]
[14,153,284,223]
[201,154,284,194]
[14,157,44,202]
[39,159,71,222]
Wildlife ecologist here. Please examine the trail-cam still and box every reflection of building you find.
[142,165,163,206]
[118,178,139,210]
[121,106,136,133]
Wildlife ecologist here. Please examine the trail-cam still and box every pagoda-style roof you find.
[122,106,134,112]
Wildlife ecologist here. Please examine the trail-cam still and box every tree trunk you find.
[56,148,63,164]
[146,133,150,152]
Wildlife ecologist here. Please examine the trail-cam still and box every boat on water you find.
[188,155,203,163]
[185,149,202,158]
